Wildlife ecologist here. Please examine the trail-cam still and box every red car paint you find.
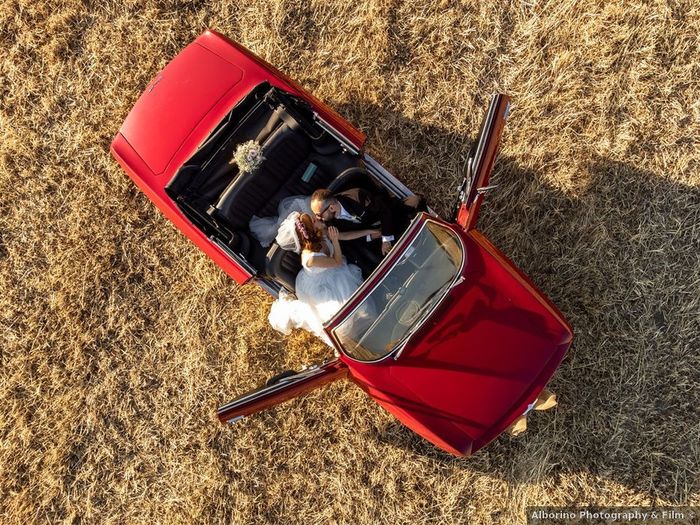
[332,219,571,455]
[112,30,366,285]
[113,31,573,456]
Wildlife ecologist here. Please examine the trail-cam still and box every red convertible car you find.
[111,30,573,456]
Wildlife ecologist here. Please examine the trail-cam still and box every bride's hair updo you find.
[295,213,324,252]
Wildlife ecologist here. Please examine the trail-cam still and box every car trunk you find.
[120,42,244,175]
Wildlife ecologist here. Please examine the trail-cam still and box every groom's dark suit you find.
[332,189,405,240]
[329,188,419,275]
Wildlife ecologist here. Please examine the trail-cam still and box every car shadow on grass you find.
[333,101,700,504]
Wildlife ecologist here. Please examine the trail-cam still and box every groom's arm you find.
[371,193,397,242]
[332,218,376,243]
[371,195,398,256]
[337,229,381,241]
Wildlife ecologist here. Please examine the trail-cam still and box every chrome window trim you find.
[217,365,328,413]
[255,277,281,298]
[363,154,437,217]
[210,236,256,276]
[363,154,412,199]
[324,213,425,331]
[471,96,498,182]
[212,239,283,299]
[330,217,466,364]
[313,113,360,154]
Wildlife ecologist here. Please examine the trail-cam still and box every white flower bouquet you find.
[230,140,264,173]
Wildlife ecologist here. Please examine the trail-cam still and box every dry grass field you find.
[1,0,699,523]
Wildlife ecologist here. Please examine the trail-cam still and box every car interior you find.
[165,82,385,294]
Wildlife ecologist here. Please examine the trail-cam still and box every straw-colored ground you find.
[1,1,699,523]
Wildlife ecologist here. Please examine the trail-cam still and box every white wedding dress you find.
[268,239,363,346]
[249,195,312,247]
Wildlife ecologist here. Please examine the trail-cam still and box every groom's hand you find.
[381,241,392,256]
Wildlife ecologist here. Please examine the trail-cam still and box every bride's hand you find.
[327,226,339,242]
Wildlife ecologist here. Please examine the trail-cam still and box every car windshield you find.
[332,221,464,361]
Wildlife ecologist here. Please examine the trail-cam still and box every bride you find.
[268,212,378,346]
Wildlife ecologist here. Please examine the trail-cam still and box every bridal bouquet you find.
[231,140,264,173]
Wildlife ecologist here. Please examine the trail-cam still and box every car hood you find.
[120,42,243,175]
[345,229,572,455]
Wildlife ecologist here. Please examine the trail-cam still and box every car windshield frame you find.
[326,216,466,363]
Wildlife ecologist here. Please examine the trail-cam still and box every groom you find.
[310,187,424,257]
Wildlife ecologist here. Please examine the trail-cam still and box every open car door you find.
[217,358,348,424]
[453,94,511,231]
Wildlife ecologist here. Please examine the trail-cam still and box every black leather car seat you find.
[328,167,385,194]
[213,123,311,229]
[265,242,301,294]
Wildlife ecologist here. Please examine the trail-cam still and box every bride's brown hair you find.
[295,213,324,252]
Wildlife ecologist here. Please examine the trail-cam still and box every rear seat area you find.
[265,243,301,293]
[215,123,306,228]
[208,102,382,293]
